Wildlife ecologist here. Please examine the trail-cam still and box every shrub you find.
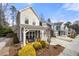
[18,44,36,56]
[0,26,6,37]
[32,42,42,50]
[35,38,41,42]
[0,25,13,37]
[40,41,48,48]
[68,32,77,38]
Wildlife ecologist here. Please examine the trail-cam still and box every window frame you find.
[25,18,29,24]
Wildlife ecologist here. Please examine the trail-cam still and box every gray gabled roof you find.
[53,22,63,25]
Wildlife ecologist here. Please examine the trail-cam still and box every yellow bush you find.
[32,42,42,50]
[35,38,41,42]
[18,44,36,56]
[40,41,48,48]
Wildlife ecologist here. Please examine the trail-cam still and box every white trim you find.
[23,28,26,46]
[19,6,31,12]
[20,24,47,30]
[23,28,29,46]
[19,6,40,21]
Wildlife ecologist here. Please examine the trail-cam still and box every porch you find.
[19,24,47,46]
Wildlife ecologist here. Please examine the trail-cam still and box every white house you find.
[52,22,63,36]
[16,7,48,46]
[52,22,75,36]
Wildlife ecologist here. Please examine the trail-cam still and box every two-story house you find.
[52,22,76,36]
[16,7,47,46]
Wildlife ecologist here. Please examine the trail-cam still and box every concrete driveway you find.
[0,38,11,50]
[50,35,79,56]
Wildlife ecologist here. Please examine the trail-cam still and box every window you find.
[40,22,42,26]
[56,26,60,30]
[33,22,36,25]
[25,18,29,24]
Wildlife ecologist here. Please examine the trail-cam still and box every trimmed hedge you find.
[32,42,42,50]
[40,41,48,48]
[18,43,36,56]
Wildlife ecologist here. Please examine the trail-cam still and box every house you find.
[52,22,74,36]
[73,20,79,26]
[16,7,48,46]
[52,22,63,36]
[40,18,54,38]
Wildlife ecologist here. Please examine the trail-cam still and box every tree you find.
[64,21,71,28]
[0,3,8,26]
[64,21,72,31]
[10,5,17,26]
[71,24,79,34]
[47,18,51,23]
[40,14,45,21]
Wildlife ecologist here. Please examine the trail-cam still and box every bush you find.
[18,44,36,56]
[0,25,13,37]
[0,25,19,44]
[32,42,42,50]
[35,38,41,42]
[40,41,48,48]
[68,32,77,38]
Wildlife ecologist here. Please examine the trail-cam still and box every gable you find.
[20,7,39,20]
[19,7,40,26]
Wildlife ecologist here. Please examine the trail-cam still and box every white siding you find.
[20,8,39,26]
[42,23,48,27]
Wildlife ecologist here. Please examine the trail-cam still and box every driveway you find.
[50,35,79,56]
[0,38,11,50]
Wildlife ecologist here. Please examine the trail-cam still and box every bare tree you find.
[40,14,45,21]
[0,3,8,26]
[64,21,71,28]
[48,18,51,23]
[10,5,17,26]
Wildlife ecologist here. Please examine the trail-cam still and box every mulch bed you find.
[36,45,65,56]
[9,43,21,56]
[8,44,64,56]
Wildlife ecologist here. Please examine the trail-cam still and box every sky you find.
[9,3,79,23]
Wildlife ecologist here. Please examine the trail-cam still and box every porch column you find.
[23,28,26,46]
[37,31,38,38]
[19,27,22,42]
[41,30,44,41]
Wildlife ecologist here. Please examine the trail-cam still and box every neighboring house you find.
[16,7,47,46]
[73,20,79,25]
[40,19,54,38]
[52,22,75,36]
[52,22,63,36]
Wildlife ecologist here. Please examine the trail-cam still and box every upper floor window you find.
[25,18,29,24]
[40,22,42,26]
[33,22,36,25]
[56,26,60,30]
